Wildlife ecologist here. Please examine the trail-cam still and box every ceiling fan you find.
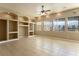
[40,5,51,15]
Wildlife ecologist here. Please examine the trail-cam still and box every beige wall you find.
[36,8,79,40]
[36,31,79,40]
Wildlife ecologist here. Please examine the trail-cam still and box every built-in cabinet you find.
[0,12,18,43]
[18,16,29,38]
[0,12,35,43]
[8,20,18,40]
[28,19,35,36]
[18,16,35,38]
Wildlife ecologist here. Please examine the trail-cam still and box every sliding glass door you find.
[68,16,79,31]
[43,20,52,31]
[53,18,65,31]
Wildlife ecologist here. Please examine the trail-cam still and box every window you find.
[43,20,52,31]
[36,22,42,31]
[53,18,65,31]
[68,16,79,31]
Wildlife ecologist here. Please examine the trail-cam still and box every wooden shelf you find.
[9,19,18,22]
[9,31,18,34]
[19,21,28,23]
[29,30,34,32]
[19,22,28,26]
[19,25,28,27]
[29,21,35,24]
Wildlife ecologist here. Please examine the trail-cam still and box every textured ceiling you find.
[0,3,79,18]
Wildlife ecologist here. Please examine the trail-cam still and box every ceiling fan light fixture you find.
[40,5,51,16]
[41,12,46,15]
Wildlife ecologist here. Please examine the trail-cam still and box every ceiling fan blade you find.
[45,10,51,12]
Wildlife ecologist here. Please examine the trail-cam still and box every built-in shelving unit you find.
[28,19,35,36]
[18,16,35,38]
[0,12,18,42]
[18,16,29,38]
[0,12,35,43]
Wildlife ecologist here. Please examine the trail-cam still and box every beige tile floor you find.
[0,35,79,56]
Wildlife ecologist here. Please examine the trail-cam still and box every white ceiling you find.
[0,3,79,18]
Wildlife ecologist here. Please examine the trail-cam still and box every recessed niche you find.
[0,20,7,41]
[9,21,18,32]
